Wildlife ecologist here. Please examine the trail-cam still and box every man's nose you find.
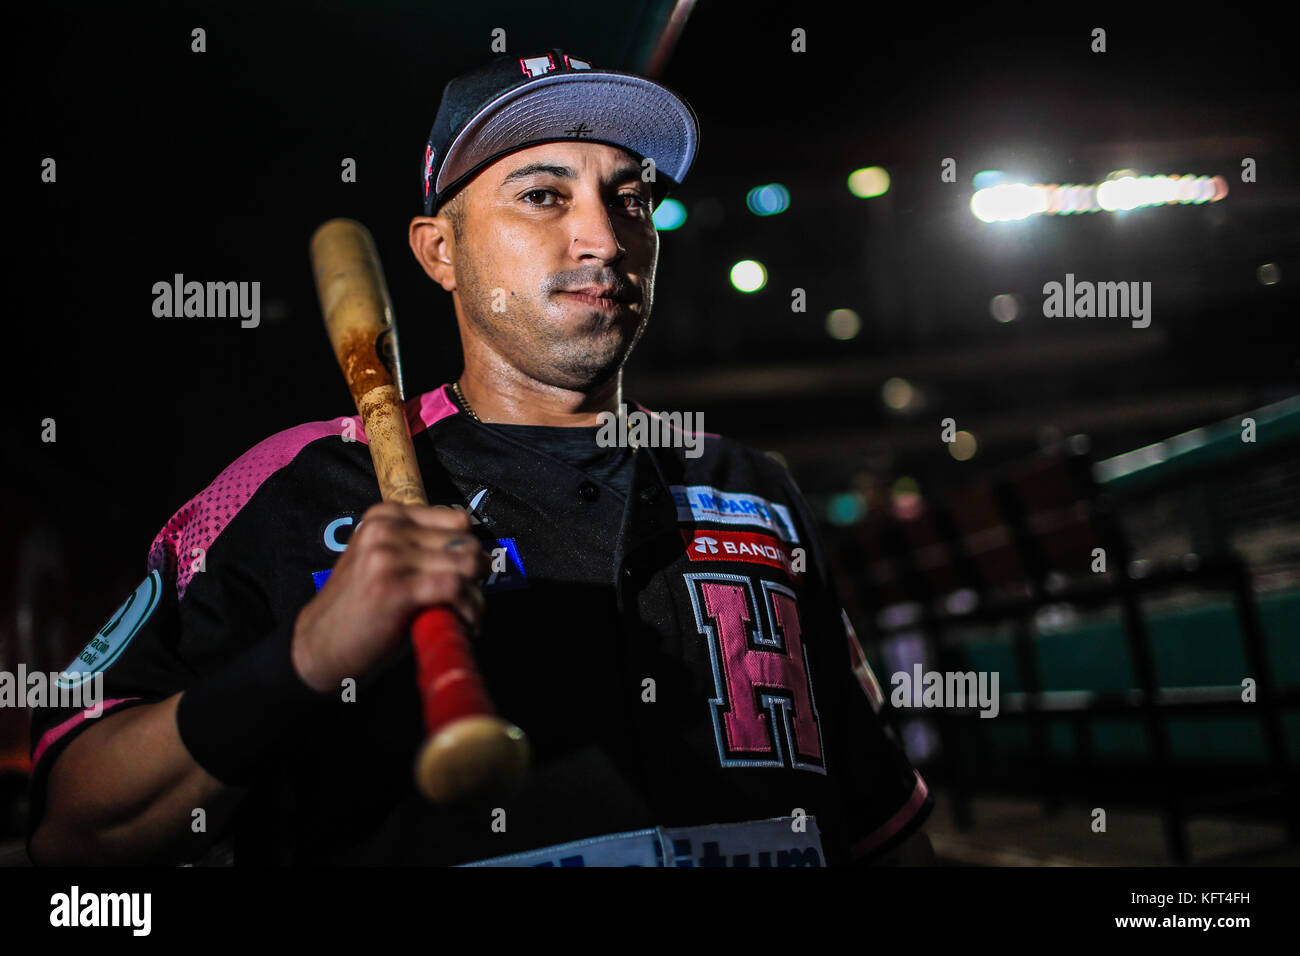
[566,192,626,262]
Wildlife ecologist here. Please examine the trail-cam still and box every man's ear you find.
[408,216,456,292]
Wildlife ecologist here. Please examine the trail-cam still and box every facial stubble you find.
[454,238,652,392]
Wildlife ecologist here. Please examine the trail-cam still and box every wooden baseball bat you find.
[309,217,529,803]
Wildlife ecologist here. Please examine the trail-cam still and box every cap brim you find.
[434,71,699,208]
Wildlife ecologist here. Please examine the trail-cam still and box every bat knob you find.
[414,714,531,804]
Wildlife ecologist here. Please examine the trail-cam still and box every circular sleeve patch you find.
[56,570,163,689]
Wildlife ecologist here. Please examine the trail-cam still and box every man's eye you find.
[521,189,557,205]
[620,193,651,212]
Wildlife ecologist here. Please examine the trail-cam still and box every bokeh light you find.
[882,377,916,411]
[746,184,790,216]
[848,166,891,198]
[890,477,923,519]
[949,431,978,461]
[826,308,861,340]
[990,294,1019,322]
[972,174,1226,222]
[827,491,867,526]
[652,198,687,230]
[729,260,767,292]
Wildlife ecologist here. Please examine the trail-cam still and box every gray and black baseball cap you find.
[421,48,699,216]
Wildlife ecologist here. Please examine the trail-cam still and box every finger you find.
[402,530,491,574]
[452,583,485,636]
[396,504,475,533]
[404,571,483,630]
[351,506,477,556]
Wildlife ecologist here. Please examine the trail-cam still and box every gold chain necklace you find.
[451,381,480,422]
[451,381,637,451]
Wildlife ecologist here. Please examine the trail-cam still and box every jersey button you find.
[577,481,600,502]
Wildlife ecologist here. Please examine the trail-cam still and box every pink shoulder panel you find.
[147,386,460,598]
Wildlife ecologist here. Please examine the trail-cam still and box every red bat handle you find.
[410,606,494,733]
[409,602,529,804]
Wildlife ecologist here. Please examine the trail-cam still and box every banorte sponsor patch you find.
[681,529,800,579]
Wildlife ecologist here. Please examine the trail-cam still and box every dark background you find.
[5,0,1298,808]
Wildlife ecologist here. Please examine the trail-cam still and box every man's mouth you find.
[558,288,629,311]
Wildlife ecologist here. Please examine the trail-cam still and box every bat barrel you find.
[310,218,405,402]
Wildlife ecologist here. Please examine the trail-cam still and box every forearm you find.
[30,693,247,865]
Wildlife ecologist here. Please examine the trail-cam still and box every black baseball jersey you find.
[28,384,931,865]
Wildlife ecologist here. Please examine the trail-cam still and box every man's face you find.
[442,141,659,392]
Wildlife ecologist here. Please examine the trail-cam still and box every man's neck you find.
[455,369,623,426]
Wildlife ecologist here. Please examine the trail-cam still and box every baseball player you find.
[27,48,933,867]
